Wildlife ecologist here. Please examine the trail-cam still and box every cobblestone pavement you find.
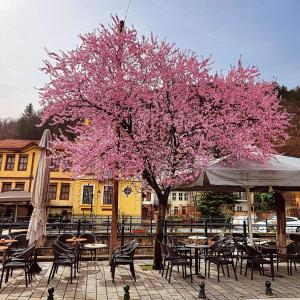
[0,260,300,299]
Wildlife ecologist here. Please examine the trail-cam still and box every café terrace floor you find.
[0,260,300,300]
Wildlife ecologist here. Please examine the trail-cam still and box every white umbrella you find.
[178,155,300,245]
[27,129,52,246]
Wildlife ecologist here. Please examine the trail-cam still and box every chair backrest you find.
[218,241,235,260]
[159,242,168,258]
[120,240,137,251]
[166,244,182,260]
[14,243,36,260]
[0,234,11,240]
[13,234,29,249]
[79,233,96,243]
[220,235,233,244]
[287,242,296,255]
[124,241,138,258]
[57,233,74,244]
[244,245,259,257]
[211,232,224,243]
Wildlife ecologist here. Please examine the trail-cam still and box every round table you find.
[188,236,207,243]
[0,246,9,265]
[185,244,209,278]
[83,243,107,275]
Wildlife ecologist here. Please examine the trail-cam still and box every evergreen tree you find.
[194,192,238,219]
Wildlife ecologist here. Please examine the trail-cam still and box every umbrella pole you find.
[246,188,254,246]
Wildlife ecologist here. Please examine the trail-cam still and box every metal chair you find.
[244,244,274,281]
[207,241,238,282]
[79,233,96,260]
[165,244,193,283]
[0,243,36,288]
[48,241,76,284]
[9,234,29,255]
[111,241,138,283]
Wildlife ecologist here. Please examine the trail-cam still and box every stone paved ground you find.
[0,260,300,300]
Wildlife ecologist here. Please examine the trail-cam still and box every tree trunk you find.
[274,192,286,255]
[153,199,168,270]
[109,178,119,264]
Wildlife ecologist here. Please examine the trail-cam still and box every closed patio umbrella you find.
[27,129,52,246]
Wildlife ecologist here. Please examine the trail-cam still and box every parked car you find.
[253,216,300,233]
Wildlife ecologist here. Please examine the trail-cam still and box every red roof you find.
[0,139,39,150]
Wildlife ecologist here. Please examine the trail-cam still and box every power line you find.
[124,0,132,22]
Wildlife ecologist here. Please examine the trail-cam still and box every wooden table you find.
[66,238,87,272]
[0,246,9,265]
[185,244,209,278]
[0,239,17,244]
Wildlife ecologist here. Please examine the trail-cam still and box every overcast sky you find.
[0,0,299,118]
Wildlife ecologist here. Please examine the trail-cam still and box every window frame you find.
[184,192,189,201]
[0,154,2,171]
[5,155,15,171]
[81,184,94,205]
[48,184,58,200]
[60,183,70,200]
[2,182,12,192]
[171,192,177,201]
[173,206,179,215]
[178,192,183,201]
[18,155,28,171]
[102,185,113,205]
[15,182,25,191]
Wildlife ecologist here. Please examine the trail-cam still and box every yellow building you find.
[0,139,142,218]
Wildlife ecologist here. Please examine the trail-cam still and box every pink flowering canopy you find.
[40,16,290,194]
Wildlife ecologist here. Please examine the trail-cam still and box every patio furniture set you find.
[160,232,300,283]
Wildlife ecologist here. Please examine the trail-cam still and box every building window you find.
[60,184,70,200]
[178,192,183,201]
[174,207,179,215]
[15,182,25,191]
[182,207,186,215]
[236,206,242,211]
[82,185,94,204]
[48,184,58,200]
[184,192,189,201]
[18,155,28,171]
[5,155,15,170]
[171,192,176,201]
[103,185,113,205]
[0,154,2,170]
[50,158,59,172]
[2,182,12,192]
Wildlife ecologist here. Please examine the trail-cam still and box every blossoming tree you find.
[40,17,290,268]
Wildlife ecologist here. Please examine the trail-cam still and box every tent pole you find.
[246,188,254,246]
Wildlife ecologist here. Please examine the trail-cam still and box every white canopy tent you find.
[178,155,300,246]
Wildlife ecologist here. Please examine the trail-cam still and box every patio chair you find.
[233,236,248,275]
[207,241,238,282]
[286,242,300,275]
[111,241,138,283]
[0,243,36,288]
[48,241,76,284]
[165,244,193,283]
[79,233,96,260]
[111,240,137,258]
[9,234,29,255]
[244,245,274,281]
[159,242,169,277]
